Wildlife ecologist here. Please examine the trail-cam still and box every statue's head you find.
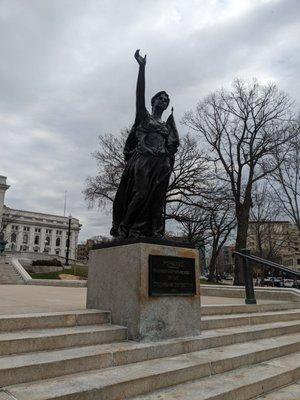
[151,91,170,112]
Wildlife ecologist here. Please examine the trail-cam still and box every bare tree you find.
[167,203,211,245]
[249,183,287,261]
[268,125,300,233]
[206,201,236,281]
[183,79,296,284]
[166,135,210,207]
[84,132,208,219]
[84,130,127,209]
[167,192,236,281]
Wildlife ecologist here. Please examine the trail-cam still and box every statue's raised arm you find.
[134,49,147,118]
[111,50,179,240]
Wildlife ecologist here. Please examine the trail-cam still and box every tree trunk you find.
[208,243,219,282]
[234,205,250,285]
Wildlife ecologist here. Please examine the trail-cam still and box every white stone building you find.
[0,176,80,260]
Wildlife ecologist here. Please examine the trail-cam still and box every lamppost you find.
[65,214,72,267]
[0,232,6,254]
[0,224,7,254]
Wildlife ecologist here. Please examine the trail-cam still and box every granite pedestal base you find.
[86,241,201,341]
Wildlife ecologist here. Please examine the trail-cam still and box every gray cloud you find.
[0,0,299,241]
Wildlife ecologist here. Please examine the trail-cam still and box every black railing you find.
[234,249,300,305]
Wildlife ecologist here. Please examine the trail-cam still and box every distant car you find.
[283,279,294,288]
[272,278,283,287]
[294,280,300,289]
[262,277,272,286]
[263,277,283,287]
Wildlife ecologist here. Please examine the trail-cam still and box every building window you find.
[23,227,30,232]
[297,259,300,265]
[23,234,28,244]
[34,236,40,245]
[12,225,19,231]
[11,232,17,243]
[56,237,61,247]
[46,229,52,234]
[35,228,41,233]
[45,236,51,246]
[55,250,60,255]
[56,230,62,235]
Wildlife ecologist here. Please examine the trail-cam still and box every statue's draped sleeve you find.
[123,121,138,161]
[166,113,180,167]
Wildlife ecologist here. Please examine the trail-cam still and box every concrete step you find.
[0,277,20,280]
[0,271,21,275]
[202,320,300,349]
[202,302,300,316]
[2,321,300,387]
[0,324,127,356]
[132,352,300,400]
[3,317,299,385]
[3,336,300,399]
[0,273,22,277]
[202,309,300,330]
[0,310,110,332]
[0,263,24,284]
[0,271,22,276]
[202,284,300,302]
[0,328,300,386]
[0,392,11,400]
[255,380,300,399]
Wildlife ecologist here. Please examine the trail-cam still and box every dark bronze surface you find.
[110,50,179,239]
[149,255,196,296]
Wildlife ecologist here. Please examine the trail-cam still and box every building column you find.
[0,176,10,230]
[50,229,56,255]
[16,227,22,251]
[40,228,47,253]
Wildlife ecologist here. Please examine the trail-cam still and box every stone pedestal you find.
[87,240,201,341]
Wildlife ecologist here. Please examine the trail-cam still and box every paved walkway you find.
[0,285,285,315]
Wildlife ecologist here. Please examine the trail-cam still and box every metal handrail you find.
[233,249,300,305]
[234,251,300,278]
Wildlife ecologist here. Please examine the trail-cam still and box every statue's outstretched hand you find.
[134,49,146,66]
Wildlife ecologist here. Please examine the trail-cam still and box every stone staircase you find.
[0,303,300,399]
[0,259,24,284]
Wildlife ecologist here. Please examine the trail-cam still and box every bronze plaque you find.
[149,255,196,296]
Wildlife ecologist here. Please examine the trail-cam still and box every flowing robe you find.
[111,109,179,238]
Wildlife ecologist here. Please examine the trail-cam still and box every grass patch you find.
[30,265,88,280]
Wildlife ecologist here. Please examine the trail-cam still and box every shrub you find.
[32,258,63,267]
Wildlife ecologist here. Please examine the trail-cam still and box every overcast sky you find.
[0,0,299,242]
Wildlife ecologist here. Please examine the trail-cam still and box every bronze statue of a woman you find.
[110,50,179,239]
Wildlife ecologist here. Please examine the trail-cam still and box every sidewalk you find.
[0,285,285,315]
